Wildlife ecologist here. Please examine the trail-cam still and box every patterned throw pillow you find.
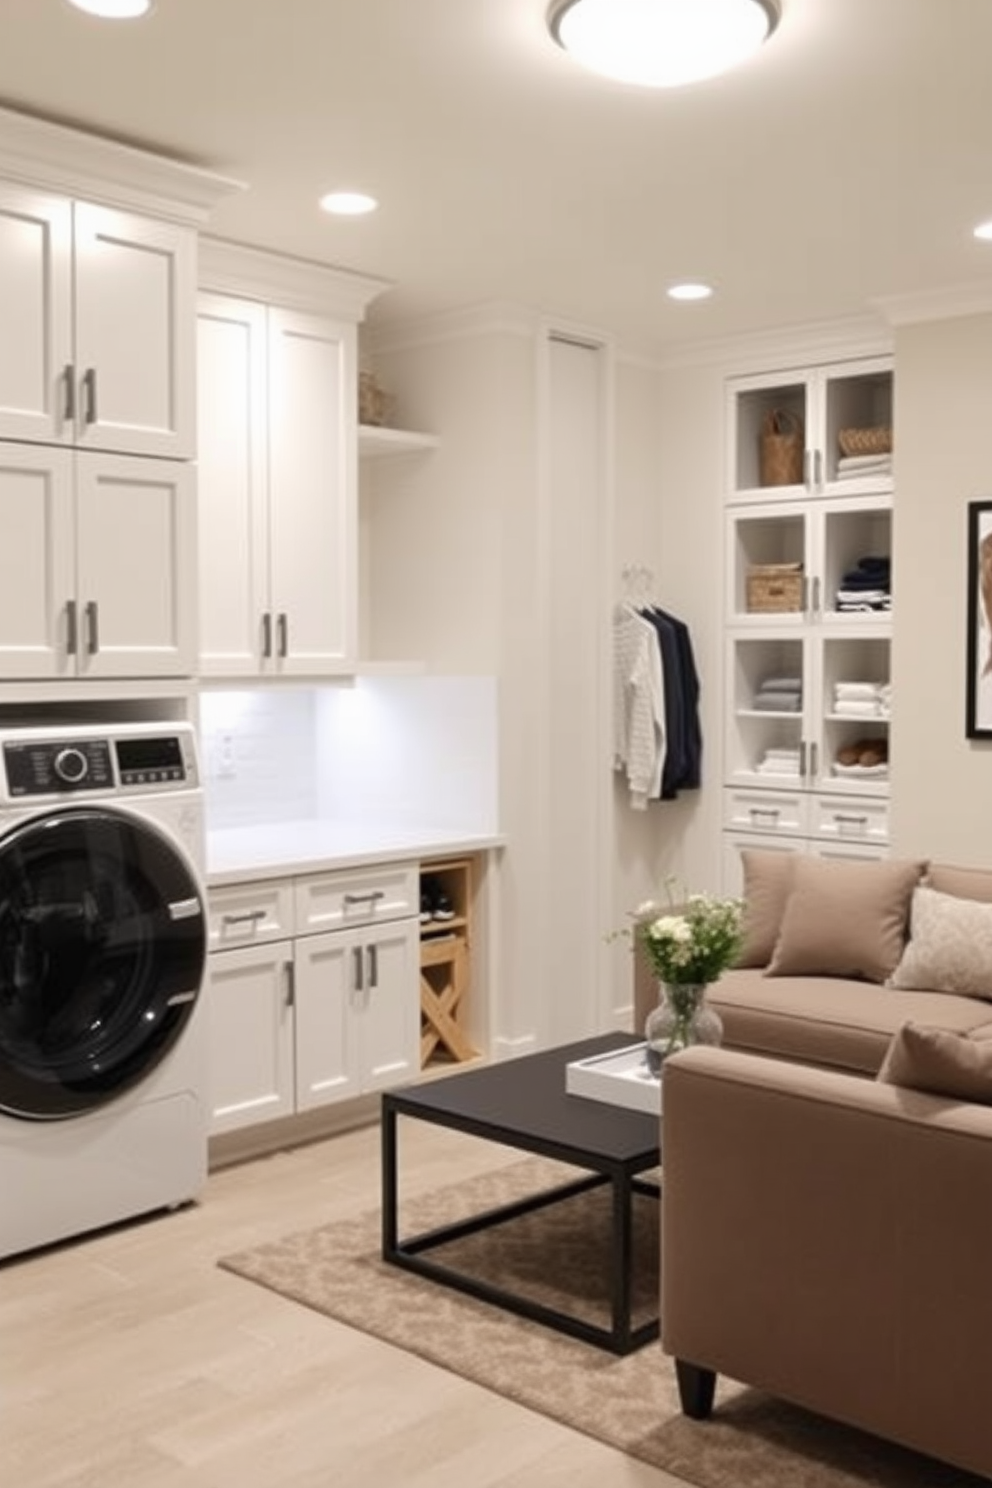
[887,885,992,1000]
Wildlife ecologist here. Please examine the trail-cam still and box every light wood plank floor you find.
[0,1120,690,1488]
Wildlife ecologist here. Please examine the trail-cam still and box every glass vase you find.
[644,981,723,1077]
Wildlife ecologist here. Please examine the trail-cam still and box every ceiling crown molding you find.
[872,279,992,327]
[0,104,242,223]
[199,236,390,319]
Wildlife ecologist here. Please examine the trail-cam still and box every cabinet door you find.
[73,203,196,459]
[74,452,197,676]
[0,444,75,677]
[207,943,295,1135]
[0,184,72,444]
[359,918,420,1091]
[267,308,357,673]
[293,928,360,1109]
[196,294,269,675]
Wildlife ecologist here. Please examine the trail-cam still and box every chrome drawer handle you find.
[343,890,385,907]
[221,909,267,926]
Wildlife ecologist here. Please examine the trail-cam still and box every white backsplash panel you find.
[199,688,319,829]
[199,677,498,836]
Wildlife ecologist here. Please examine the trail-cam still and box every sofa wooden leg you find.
[675,1359,716,1419]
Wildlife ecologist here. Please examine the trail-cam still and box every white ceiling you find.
[2,0,992,354]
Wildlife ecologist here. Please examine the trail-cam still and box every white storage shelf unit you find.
[722,351,893,894]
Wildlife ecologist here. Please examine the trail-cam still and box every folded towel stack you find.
[836,453,893,480]
[833,680,891,718]
[752,675,803,713]
[756,746,802,775]
[836,555,891,612]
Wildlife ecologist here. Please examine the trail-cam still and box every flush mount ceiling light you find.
[66,0,154,16]
[319,191,379,217]
[974,220,992,241]
[548,0,780,87]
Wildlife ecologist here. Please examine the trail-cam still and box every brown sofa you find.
[645,853,992,1479]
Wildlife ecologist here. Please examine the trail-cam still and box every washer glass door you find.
[0,807,206,1119]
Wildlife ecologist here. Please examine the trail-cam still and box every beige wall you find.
[890,312,992,863]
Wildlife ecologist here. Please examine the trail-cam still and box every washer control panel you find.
[3,734,190,797]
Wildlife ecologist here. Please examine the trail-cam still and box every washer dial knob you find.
[53,747,89,785]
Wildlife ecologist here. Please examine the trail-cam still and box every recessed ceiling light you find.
[319,191,379,217]
[66,0,154,16]
[974,220,992,241]
[668,282,714,301]
[548,0,780,88]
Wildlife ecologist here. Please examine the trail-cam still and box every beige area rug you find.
[219,1158,983,1488]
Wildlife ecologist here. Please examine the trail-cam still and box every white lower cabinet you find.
[206,864,420,1136]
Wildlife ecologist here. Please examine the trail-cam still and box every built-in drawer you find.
[723,786,808,837]
[810,793,889,847]
[207,879,295,950]
[294,861,419,935]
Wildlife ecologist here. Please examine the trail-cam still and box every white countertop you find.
[206,819,503,886]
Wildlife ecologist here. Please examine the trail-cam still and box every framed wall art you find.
[966,499,992,738]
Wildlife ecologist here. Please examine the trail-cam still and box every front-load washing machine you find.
[0,721,209,1261]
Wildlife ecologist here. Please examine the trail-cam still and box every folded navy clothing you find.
[855,555,890,573]
[840,572,891,590]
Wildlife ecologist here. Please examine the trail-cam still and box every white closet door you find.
[267,307,356,673]
[74,451,196,677]
[73,202,196,458]
[0,185,72,444]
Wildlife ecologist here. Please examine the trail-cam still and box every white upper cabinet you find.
[0,184,195,459]
[0,442,196,679]
[197,286,376,678]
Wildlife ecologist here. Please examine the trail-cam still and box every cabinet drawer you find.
[207,880,295,949]
[810,794,889,847]
[294,862,419,934]
[723,787,808,837]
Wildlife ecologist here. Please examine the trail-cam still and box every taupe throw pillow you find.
[887,885,992,999]
[877,1022,992,1105]
[765,855,925,983]
[735,848,795,968]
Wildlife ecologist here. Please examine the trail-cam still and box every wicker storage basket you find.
[746,562,804,614]
[358,370,391,427]
[759,407,804,486]
[838,426,892,457]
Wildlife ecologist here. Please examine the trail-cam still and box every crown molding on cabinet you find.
[650,312,893,374]
[0,105,242,223]
[872,278,992,327]
[199,236,390,319]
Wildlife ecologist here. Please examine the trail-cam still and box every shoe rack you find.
[419,856,479,1068]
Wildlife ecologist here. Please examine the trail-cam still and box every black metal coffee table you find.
[380,1032,661,1355]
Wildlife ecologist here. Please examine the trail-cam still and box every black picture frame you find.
[966,499,992,738]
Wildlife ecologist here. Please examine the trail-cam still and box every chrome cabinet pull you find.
[82,368,97,426]
[809,741,819,778]
[261,611,272,658]
[84,600,99,654]
[367,943,379,989]
[62,364,75,424]
[65,598,78,657]
[815,448,824,489]
[812,575,821,614]
[799,740,808,779]
[343,889,385,907]
[284,959,295,1008]
[353,946,364,992]
[277,611,288,658]
[221,909,266,926]
[833,813,869,833]
[748,805,781,826]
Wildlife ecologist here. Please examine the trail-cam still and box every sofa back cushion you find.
[877,1021,992,1104]
[926,862,992,903]
[735,849,795,967]
[887,884,992,999]
[766,855,925,983]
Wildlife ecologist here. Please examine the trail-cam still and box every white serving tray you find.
[566,1042,661,1116]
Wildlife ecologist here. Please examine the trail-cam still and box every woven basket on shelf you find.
[358,370,391,427]
[746,562,804,614]
[837,426,892,457]
[759,407,805,486]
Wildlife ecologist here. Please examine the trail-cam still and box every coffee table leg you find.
[381,1096,398,1259]
[612,1169,634,1354]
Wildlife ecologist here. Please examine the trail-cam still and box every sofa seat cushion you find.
[710,968,992,1075]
